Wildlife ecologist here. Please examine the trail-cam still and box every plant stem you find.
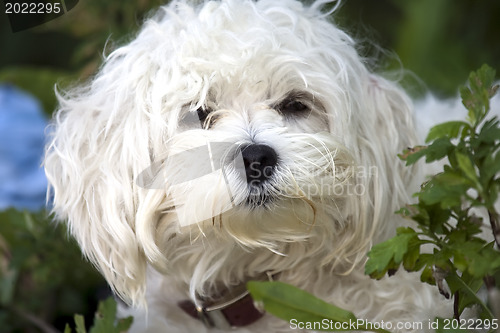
[488,210,500,248]
[11,306,60,333]
[447,273,495,319]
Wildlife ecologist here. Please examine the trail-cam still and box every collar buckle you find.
[178,273,274,329]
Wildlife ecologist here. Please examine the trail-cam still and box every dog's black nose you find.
[241,144,278,185]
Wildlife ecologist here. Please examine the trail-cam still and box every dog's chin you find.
[245,192,273,208]
[244,184,277,208]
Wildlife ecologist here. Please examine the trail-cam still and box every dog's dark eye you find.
[275,94,311,117]
[281,100,309,113]
[196,107,214,128]
[197,107,210,122]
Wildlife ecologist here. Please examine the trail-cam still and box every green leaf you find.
[402,238,421,271]
[399,138,455,166]
[446,237,487,276]
[419,260,436,285]
[461,64,497,125]
[89,297,132,333]
[401,202,452,234]
[397,204,431,227]
[426,203,452,234]
[460,86,478,124]
[467,244,500,278]
[455,152,478,185]
[247,281,356,323]
[424,138,455,163]
[480,150,500,185]
[247,281,389,332]
[425,121,470,143]
[365,228,419,277]
[90,298,115,333]
[484,181,500,208]
[115,317,134,332]
[74,314,87,333]
[399,146,428,165]
[476,118,500,145]
[445,272,492,318]
[417,172,471,208]
[474,64,496,94]
[64,324,72,333]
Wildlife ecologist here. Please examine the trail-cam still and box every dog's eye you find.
[196,107,214,128]
[275,95,311,117]
[281,100,309,113]
[197,107,210,122]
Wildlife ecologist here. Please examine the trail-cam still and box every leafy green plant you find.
[0,211,133,333]
[64,297,132,333]
[365,64,500,321]
[248,281,390,332]
[0,209,106,332]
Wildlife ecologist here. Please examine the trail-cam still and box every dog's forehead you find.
[173,7,303,67]
[157,1,347,102]
[168,3,337,68]
[133,0,366,121]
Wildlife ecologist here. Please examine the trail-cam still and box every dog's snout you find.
[241,144,277,185]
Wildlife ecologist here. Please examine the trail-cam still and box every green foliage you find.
[0,209,105,332]
[247,281,390,332]
[366,64,500,320]
[364,227,422,280]
[64,297,133,333]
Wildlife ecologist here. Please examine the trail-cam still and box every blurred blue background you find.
[0,85,47,212]
[0,0,499,332]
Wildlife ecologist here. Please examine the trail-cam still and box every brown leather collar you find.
[178,273,273,329]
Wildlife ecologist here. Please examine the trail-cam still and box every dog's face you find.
[45,0,418,305]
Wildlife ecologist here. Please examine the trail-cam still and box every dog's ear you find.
[364,74,417,159]
[44,78,152,306]
[44,2,191,305]
[355,74,419,242]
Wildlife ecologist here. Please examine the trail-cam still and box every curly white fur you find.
[45,0,455,332]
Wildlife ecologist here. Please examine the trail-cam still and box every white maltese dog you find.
[45,0,455,332]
